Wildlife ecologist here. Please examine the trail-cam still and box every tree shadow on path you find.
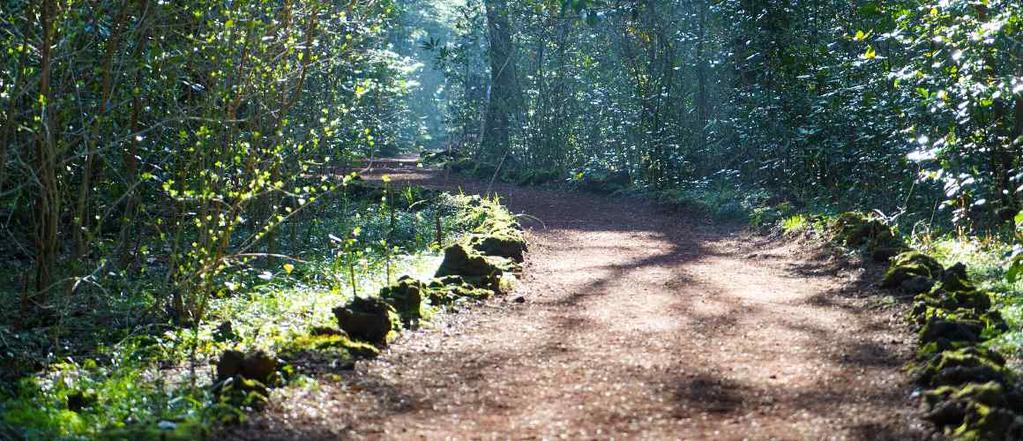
[222,166,936,441]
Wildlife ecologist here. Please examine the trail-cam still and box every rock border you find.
[211,192,527,416]
[827,212,1023,441]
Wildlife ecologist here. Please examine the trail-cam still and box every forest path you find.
[226,165,936,440]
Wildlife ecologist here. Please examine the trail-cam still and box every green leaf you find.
[1008,257,1022,283]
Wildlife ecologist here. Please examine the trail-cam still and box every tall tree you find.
[481,0,522,161]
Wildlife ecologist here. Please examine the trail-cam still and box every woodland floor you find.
[223,160,944,440]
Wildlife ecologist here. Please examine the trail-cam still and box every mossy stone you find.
[514,168,561,186]
[435,243,502,289]
[101,420,208,441]
[900,276,938,295]
[215,350,278,384]
[916,347,1009,388]
[911,304,1007,335]
[954,404,1023,441]
[216,350,245,381]
[913,286,993,317]
[925,383,1016,433]
[881,251,944,289]
[425,275,494,305]
[919,318,984,346]
[946,288,992,313]
[445,157,476,173]
[942,262,977,293]
[830,211,888,247]
[830,211,907,261]
[333,297,402,345]
[379,276,428,324]
[420,149,463,166]
[288,333,380,359]
[212,349,280,405]
[239,351,278,385]
[469,232,527,262]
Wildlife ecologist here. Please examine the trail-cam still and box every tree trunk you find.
[74,0,132,259]
[34,0,60,303]
[481,0,522,161]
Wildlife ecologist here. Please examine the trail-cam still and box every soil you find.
[222,163,943,440]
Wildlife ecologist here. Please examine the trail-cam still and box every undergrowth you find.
[766,209,1023,367]
[914,237,1023,361]
[0,180,509,441]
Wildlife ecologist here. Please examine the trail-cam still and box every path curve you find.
[226,166,939,440]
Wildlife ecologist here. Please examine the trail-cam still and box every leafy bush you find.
[781,215,810,234]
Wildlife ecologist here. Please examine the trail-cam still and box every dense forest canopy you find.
[2,0,1022,324]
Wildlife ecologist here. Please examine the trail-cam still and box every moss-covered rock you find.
[881,251,944,290]
[101,420,208,441]
[435,243,502,289]
[925,382,1023,441]
[955,405,1023,441]
[912,305,1008,335]
[943,287,993,313]
[830,211,907,261]
[425,276,494,305]
[574,169,631,194]
[332,297,402,345]
[912,286,993,319]
[915,347,1010,388]
[215,350,279,385]
[901,276,939,296]
[941,262,978,293]
[485,255,522,275]
[919,317,985,349]
[469,231,527,262]
[420,149,464,166]
[379,276,428,324]
[286,333,380,359]
[925,382,1004,429]
[212,350,281,407]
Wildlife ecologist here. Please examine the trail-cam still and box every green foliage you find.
[0,186,516,439]
[917,236,1023,358]
[780,214,810,234]
[1008,212,1023,284]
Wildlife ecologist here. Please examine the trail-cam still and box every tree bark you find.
[34,0,60,303]
[74,0,132,259]
[481,0,522,161]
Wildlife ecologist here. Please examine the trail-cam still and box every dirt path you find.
[225,166,938,440]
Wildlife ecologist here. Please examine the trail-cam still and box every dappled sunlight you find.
[223,167,930,440]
